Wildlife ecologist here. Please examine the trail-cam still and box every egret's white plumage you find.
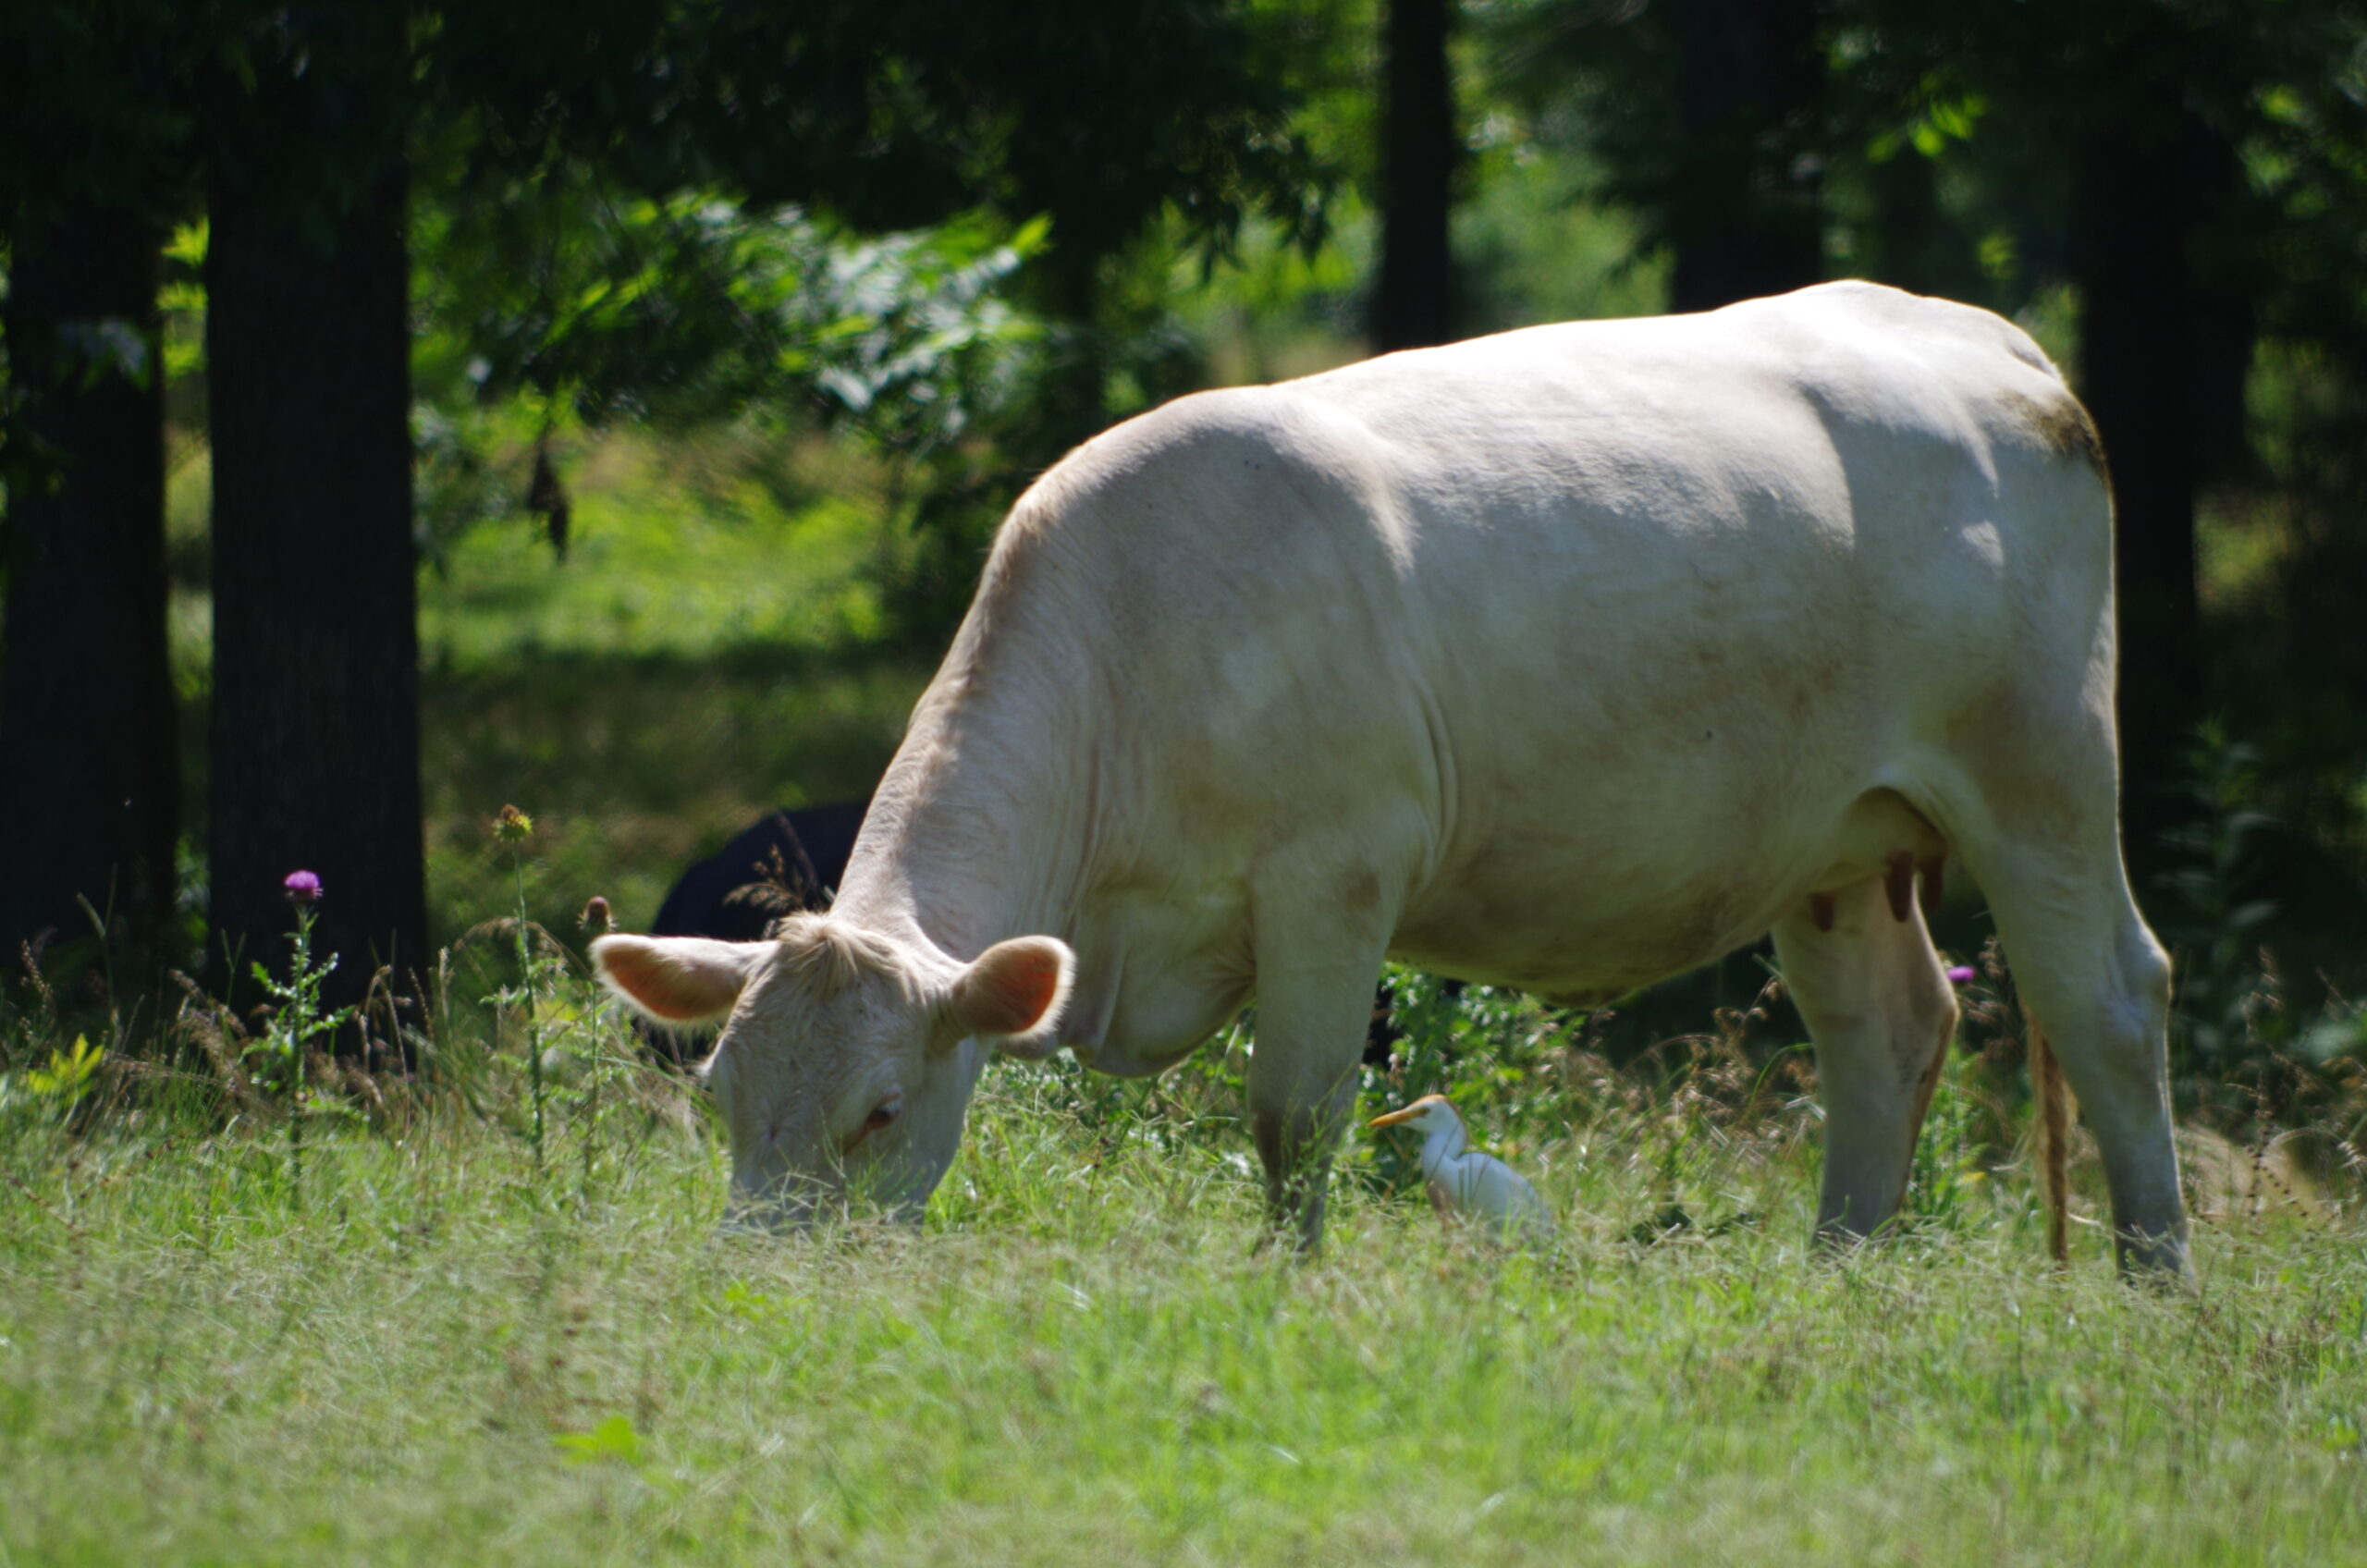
[1367,1095,1555,1243]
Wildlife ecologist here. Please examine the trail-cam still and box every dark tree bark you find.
[1666,0,1824,312]
[1373,0,1457,352]
[204,39,425,1003]
[0,204,178,962]
[2069,108,2252,872]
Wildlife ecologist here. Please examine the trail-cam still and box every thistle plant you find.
[246,870,355,1208]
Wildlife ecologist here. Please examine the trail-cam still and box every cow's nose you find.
[727,1167,836,1231]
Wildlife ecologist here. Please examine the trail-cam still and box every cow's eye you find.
[849,1092,903,1147]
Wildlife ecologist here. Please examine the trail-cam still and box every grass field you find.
[4,992,2361,1568]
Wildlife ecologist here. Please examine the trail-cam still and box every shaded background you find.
[5,0,2366,1110]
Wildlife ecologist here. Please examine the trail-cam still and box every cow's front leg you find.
[1245,894,1392,1253]
[1247,1035,1363,1252]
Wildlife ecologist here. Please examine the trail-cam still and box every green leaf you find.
[26,1035,103,1105]
[555,1414,644,1466]
[164,220,209,268]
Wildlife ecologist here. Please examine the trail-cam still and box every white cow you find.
[595,281,2189,1275]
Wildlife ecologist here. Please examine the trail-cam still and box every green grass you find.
[4,1014,2361,1567]
[416,423,899,670]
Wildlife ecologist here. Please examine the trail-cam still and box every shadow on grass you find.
[422,639,932,949]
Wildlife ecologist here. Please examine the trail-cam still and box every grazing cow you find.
[595,282,2189,1276]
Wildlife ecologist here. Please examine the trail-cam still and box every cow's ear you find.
[948,936,1073,1050]
[592,935,762,1025]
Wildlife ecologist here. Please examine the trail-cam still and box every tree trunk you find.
[2069,109,2250,877]
[1667,0,1824,312]
[1373,0,1456,352]
[0,204,178,966]
[205,80,425,1005]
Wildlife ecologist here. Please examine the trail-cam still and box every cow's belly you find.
[1390,860,1779,997]
[1388,782,1944,996]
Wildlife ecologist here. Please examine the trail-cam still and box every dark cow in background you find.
[641,799,870,1060]
[651,799,872,942]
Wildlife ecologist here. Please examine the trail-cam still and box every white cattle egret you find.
[1367,1095,1555,1243]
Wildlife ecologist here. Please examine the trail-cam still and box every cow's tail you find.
[2028,1012,2071,1267]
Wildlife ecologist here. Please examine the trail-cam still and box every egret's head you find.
[1367,1093,1460,1135]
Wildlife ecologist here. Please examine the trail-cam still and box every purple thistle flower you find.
[283,869,324,905]
[1945,964,1976,986]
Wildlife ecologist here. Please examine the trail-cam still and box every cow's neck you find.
[830,632,1098,968]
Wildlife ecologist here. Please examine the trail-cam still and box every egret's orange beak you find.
[1367,1105,1424,1129]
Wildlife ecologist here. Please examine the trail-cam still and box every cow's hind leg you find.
[1951,834,2187,1277]
[1918,673,2189,1277]
[1773,876,1960,1244]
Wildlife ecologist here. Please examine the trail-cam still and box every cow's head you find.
[592,916,1072,1226]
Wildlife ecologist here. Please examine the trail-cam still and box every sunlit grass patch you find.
[417,424,895,671]
[421,645,929,946]
[3,995,2361,1566]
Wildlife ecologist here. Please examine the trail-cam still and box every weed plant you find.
[239,871,355,1208]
